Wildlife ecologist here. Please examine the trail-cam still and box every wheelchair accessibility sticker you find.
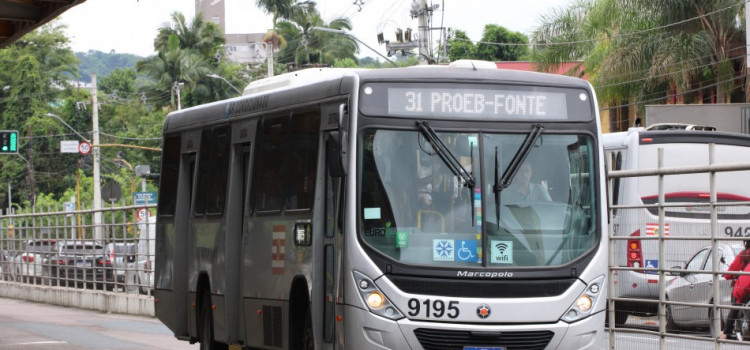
[455,240,478,262]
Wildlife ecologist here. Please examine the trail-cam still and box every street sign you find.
[101,180,122,203]
[133,191,157,206]
[78,141,91,155]
[60,140,80,153]
[136,208,151,221]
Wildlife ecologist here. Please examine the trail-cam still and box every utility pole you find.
[26,125,35,208]
[384,0,438,65]
[92,74,103,240]
[267,42,274,78]
[416,0,430,65]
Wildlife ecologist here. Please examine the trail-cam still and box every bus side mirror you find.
[327,131,347,177]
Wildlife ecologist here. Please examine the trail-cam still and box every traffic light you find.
[0,130,18,154]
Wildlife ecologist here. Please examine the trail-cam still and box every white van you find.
[136,216,155,294]
[603,128,750,325]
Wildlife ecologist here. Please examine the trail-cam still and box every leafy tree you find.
[256,0,316,28]
[531,0,747,127]
[447,30,475,62]
[474,25,529,61]
[0,22,80,208]
[275,10,357,67]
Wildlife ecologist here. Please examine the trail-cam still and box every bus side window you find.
[158,135,181,217]
[252,115,289,212]
[194,126,231,217]
[286,110,320,210]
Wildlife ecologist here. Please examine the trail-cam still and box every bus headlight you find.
[354,271,404,320]
[562,275,604,323]
[366,291,386,309]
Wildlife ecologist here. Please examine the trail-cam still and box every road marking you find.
[5,341,68,346]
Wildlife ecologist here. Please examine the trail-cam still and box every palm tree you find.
[136,35,212,110]
[531,0,746,131]
[275,10,357,67]
[256,0,316,28]
[154,12,225,59]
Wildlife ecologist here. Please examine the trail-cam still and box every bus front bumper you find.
[343,305,605,350]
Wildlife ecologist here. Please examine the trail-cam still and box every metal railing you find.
[0,201,156,298]
[607,144,750,349]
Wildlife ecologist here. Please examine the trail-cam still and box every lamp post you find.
[310,27,397,67]
[206,73,242,95]
[173,82,185,110]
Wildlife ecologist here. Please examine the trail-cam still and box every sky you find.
[58,0,575,59]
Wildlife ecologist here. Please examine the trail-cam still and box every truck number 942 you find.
[725,227,750,237]
[407,298,460,319]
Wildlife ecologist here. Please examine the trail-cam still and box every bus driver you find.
[505,162,552,202]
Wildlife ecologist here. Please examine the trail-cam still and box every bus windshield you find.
[360,129,597,268]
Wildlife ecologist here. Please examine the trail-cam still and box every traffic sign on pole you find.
[60,140,80,153]
[78,141,91,155]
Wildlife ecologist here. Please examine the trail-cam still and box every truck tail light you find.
[627,229,644,273]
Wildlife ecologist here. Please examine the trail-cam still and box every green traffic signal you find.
[0,130,18,154]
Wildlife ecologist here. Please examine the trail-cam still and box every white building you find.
[195,0,268,65]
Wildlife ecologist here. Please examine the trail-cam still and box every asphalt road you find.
[0,297,198,350]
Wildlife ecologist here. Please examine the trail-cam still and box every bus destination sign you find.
[387,87,568,120]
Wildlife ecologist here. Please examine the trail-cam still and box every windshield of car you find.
[61,244,103,254]
[27,241,56,253]
[359,129,598,268]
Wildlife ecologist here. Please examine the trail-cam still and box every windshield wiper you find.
[493,124,544,224]
[416,121,475,188]
[494,124,544,193]
[416,121,476,226]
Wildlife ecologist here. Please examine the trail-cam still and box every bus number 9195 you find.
[407,298,460,319]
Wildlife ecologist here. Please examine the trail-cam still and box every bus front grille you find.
[388,275,575,298]
[413,328,554,350]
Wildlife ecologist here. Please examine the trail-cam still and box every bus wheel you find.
[199,293,227,350]
[302,308,313,350]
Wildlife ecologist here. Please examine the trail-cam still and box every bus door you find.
[319,100,347,348]
[322,130,345,348]
[224,141,253,345]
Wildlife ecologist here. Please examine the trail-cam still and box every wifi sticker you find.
[490,240,513,264]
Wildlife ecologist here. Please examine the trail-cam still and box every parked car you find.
[13,239,56,283]
[51,241,114,290]
[665,242,744,334]
[105,242,137,290]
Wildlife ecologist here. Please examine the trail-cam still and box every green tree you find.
[275,10,357,67]
[256,0,316,28]
[139,11,245,109]
[447,29,476,62]
[0,22,80,208]
[474,24,529,61]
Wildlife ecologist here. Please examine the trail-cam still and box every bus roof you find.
[164,64,592,132]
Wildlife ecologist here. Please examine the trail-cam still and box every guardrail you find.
[0,203,156,316]
[607,146,750,348]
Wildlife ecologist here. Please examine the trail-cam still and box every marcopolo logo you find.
[456,271,514,278]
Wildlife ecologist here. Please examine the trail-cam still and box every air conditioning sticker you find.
[490,240,513,264]
[433,239,455,261]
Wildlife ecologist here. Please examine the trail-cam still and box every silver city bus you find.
[154,61,608,350]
